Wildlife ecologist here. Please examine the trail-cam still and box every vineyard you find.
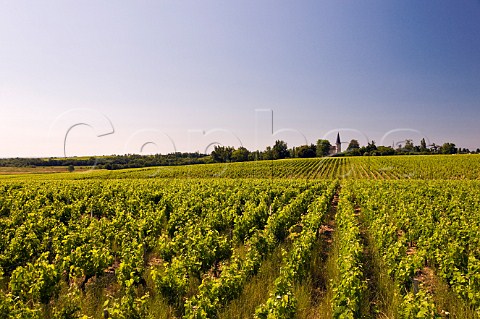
[1,155,480,318]
[2,154,480,181]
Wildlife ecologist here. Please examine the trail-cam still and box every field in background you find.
[2,154,478,180]
[0,166,95,175]
[1,155,480,318]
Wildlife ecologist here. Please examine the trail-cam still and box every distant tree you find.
[348,148,361,156]
[367,141,377,152]
[272,140,289,159]
[376,146,395,156]
[420,138,427,151]
[429,143,440,153]
[360,140,377,155]
[347,139,360,151]
[364,141,377,153]
[316,139,332,157]
[263,146,274,160]
[249,150,261,161]
[476,148,480,154]
[296,144,316,158]
[440,142,457,154]
[67,165,75,172]
[231,147,250,162]
[404,139,414,152]
[289,147,297,158]
[211,145,234,162]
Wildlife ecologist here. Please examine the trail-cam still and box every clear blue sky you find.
[1,1,479,157]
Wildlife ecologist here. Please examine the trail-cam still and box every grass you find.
[217,245,285,319]
[294,239,334,319]
[357,207,400,319]
[429,271,478,319]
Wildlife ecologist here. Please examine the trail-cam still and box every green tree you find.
[404,139,414,151]
[296,144,316,158]
[441,143,457,154]
[348,148,361,156]
[67,165,75,172]
[347,139,360,151]
[376,146,395,156]
[360,141,377,156]
[272,140,289,159]
[430,143,440,153]
[231,147,250,162]
[262,146,273,160]
[211,145,234,163]
[249,150,261,161]
[420,138,427,151]
[316,139,332,157]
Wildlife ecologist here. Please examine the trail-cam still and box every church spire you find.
[336,132,341,153]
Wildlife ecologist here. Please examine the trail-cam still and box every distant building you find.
[329,132,342,155]
[336,132,341,153]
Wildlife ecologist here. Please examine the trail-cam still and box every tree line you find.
[0,153,209,170]
[209,138,480,163]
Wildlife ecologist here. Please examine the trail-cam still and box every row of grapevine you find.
[352,180,480,317]
[136,180,305,315]
[254,182,336,318]
[0,178,334,318]
[330,185,366,318]
[183,182,334,318]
